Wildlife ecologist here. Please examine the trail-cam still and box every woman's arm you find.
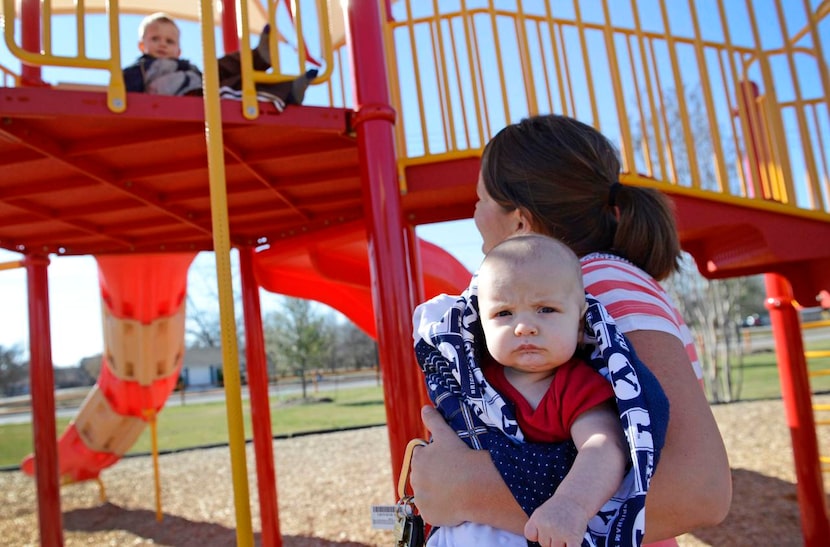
[409,406,528,534]
[627,330,732,541]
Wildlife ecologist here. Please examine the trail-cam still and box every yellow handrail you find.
[2,0,125,112]
[238,0,334,119]
[383,1,830,221]
[0,61,20,86]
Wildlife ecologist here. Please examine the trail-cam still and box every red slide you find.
[253,228,472,336]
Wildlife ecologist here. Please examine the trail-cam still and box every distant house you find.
[43,348,238,390]
[180,347,224,389]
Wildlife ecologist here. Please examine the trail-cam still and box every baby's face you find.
[478,254,585,375]
[140,21,181,60]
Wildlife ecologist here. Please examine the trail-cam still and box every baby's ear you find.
[138,41,146,53]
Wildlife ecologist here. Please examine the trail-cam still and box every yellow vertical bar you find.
[773,0,820,208]
[144,408,163,522]
[627,2,667,179]
[623,34,652,175]
[198,2,253,546]
[77,0,86,58]
[715,0,753,199]
[404,1,431,155]
[487,0,512,124]
[42,0,51,54]
[316,0,333,82]
[382,5,408,164]
[599,0,634,171]
[543,4,571,115]
[687,0,729,192]
[534,19,554,112]
[571,0,599,126]
[744,0,794,204]
[648,38,678,183]
[657,0,702,189]
[460,0,487,145]
[809,104,830,211]
[514,0,539,115]
[430,2,452,152]
[106,0,125,113]
[802,0,830,115]
[558,23,577,116]
[237,0,260,119]
[292,0,305,70]
[447,15,472,149]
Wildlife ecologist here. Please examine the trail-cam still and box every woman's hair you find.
[480,114,681,280]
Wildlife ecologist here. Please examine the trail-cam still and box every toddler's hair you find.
[138,12,179,40]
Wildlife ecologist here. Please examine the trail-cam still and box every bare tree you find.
[331,321,377,373]
[263,297,333,398]
[185,294,223,349]
[0,345,28,396]
[663,259,767,402]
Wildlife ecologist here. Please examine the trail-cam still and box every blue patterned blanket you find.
[413,278,669,547]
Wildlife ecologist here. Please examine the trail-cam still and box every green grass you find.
[3,340,830,469]
[732,339,830,401]
[0,385,387,469]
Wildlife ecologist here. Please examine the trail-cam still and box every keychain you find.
[394,438,428,547]
[394,495,425,547]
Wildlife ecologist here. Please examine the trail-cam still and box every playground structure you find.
[0,0,828,546]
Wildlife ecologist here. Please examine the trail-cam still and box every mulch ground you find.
[2,395,829,546]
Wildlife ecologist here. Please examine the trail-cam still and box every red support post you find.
[239,247,281,547]
[24,254,63,546]
[220,0,241,55]
[344,0,427,485]
[764,273,830,545]
[20,0,44,86]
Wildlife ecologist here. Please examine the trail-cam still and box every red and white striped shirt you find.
[581,252,702,380]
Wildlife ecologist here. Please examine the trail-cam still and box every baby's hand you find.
[524,497,589,547]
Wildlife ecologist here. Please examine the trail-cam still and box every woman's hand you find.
[409,406,528,533]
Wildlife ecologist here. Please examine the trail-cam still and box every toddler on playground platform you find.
[123,12,317,107]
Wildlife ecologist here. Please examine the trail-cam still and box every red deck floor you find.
[0,87,476,257]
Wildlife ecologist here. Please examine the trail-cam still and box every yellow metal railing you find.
[383,0,830,220]
[813,403,830,472]
[2,1,828,220]
[806,319,830,472]
[2,0,126,111]
[237,0,334,119]
[0,61,19,86]
[0,1,335,116]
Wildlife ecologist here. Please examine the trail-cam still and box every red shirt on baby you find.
[483,356,615,442]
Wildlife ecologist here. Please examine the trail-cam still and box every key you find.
[394,497,425,547]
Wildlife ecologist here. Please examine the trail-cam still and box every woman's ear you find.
[514,208,534,234]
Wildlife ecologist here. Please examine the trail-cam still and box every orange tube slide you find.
[21,253,196,483]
